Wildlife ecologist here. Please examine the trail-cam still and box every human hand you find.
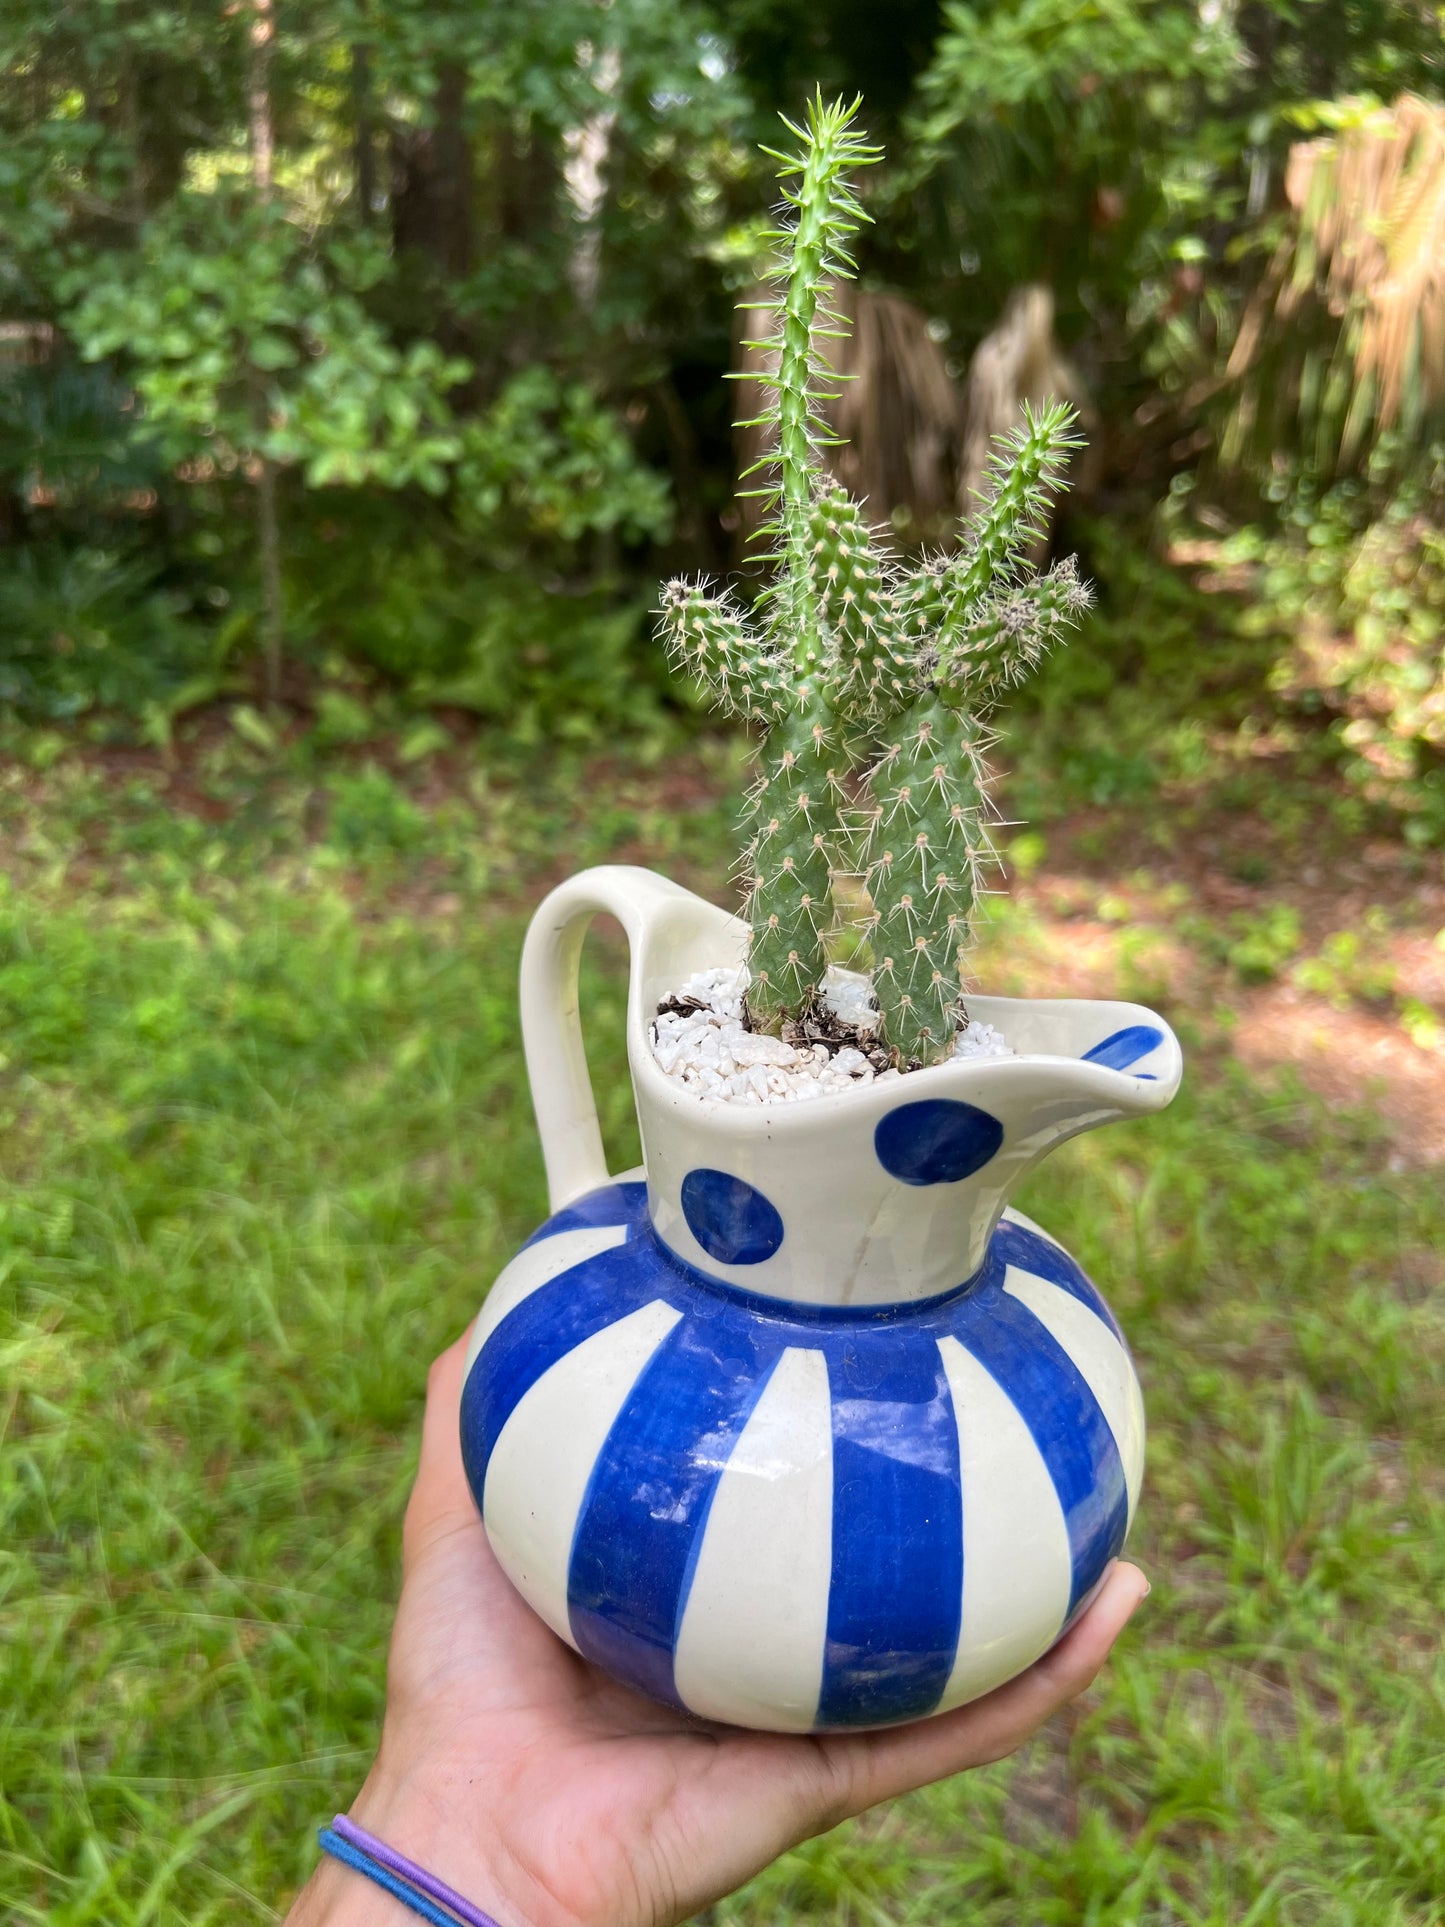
[289,1330,1149,1927]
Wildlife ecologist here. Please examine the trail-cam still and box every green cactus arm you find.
[806,484,916,724]
[658,101,879,1034]
[895,400,1083,653]
[739,96,881,663]
[855,696,993,1065]
[657,580,789,723]
[744,689,845,1029]
[935,558,1093,706]
[950,397,1083,603]
[726,98,880,1026]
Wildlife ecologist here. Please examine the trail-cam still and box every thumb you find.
[402,1326,478,1571]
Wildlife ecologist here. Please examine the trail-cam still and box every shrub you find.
[1215,448,1445,843]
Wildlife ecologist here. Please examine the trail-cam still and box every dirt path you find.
[988,805,1445,1169]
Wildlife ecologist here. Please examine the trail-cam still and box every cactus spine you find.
[660,99,1091,1066]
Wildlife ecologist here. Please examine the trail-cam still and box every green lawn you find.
[2,732,1441,1925]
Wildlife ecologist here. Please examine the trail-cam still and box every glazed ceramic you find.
[460,865,1182,1732]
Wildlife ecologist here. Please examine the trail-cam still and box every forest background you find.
[2,0,1443,829]
[3,4,1444,1925]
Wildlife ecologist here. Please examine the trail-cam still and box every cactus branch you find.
[808,484,915,724]
[854,403,1086,1061]
[895,400,1085,655]
[857,701,993,1065]
[745,95,881,655]
[658,581,789,723]
[935,558,1094,705]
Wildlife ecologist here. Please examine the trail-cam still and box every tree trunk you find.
[562,43,620,311]
[248,0,284,697]
[958,285,1095,526]
[391,61,475,280]
[352,41,376,222]
[248,0,275,197]
[254,448,285,704]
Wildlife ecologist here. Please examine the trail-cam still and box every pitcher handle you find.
[519,865,697,1213]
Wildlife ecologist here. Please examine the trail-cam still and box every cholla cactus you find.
[659,98,1092,1066]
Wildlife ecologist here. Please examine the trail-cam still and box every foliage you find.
[904,0,1445,504]
[663,102,1088,1062]
[375,569,671,740]
[1224,94,1445,477]
[453,367,672,548]
[64,205,468,493]
[906,0,1241,357]
[6,208,674,728]
[0,356,164,520]
[1185,445,1445,844]
[720,0,946,144]
[0,738,1440,1924]
[56,204,673,693]
[1,0,1444,772]
[0,544,227,721]
[0,0,742,712]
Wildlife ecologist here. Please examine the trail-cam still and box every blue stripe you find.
[567,1310,785,1710]
[993,1218,1125,1343]
[522,1179,648,1249]
[1082,1025,1164,1072]
[956,1285,1128,1615]
[459,1240,661,1497]
[817,1331,962,1728]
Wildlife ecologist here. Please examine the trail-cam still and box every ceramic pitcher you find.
[460,866,1182,1733]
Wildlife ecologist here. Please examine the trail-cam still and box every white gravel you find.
[649,966,1013,1105]
[954,1018,1015,1060]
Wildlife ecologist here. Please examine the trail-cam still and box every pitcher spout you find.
[968,995,1183,1166]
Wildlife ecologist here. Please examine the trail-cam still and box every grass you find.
[1,724,1441,1926]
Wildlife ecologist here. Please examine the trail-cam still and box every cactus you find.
[659,98,1092,1065]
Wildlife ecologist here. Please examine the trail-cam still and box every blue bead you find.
[680,1168,785,1265]
[874,1098,1003,1186]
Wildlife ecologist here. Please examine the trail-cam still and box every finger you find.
[820,1561,1149,1818]
[402,1327,478,1570]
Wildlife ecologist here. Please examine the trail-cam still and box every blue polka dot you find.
[680,1169,785,1265]
[1081,1024,1165,1073]
[875,1099,1004,1186]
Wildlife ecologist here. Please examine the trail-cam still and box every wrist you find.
[286,1754,535,1927]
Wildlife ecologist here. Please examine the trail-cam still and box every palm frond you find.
[1228,94,1445,472]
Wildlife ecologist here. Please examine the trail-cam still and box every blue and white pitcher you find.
[460,866,1182,1733]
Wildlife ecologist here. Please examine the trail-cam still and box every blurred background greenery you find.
[1,0,1443,833]
[2,6,1443,1926]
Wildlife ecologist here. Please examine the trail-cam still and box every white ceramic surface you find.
[519,865,1182,1308]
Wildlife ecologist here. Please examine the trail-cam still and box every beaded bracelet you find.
[318,1814,506,1927]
